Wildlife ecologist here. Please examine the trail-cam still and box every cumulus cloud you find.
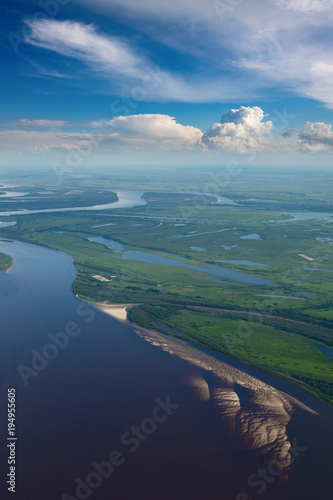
[95,114,203,149]
[5,111,333,156]
[202,106,272,153]
[298,121,333,151]
[282,129,295,138]
[0,115,203,153]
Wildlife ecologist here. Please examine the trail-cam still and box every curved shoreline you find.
[6,260,13,273]
[78,295,333,408]
[2,230,331,406]
[76,296,139,322]
[0,189,146,217]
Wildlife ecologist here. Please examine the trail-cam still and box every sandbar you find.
[77,296,139,322]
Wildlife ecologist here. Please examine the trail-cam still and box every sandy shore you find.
[77,296,139,322]
[5,260,13,273]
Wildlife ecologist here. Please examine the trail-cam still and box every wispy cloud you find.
[274,0,332,13]
[282,129,295,138]
[12,119,70,128]
[69,0,333,108]
[0,130,89,153]
[24,19,148,80]
[23,19,258,103]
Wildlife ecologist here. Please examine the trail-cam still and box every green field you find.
[129,304,333,405]
[1,171,332,404]
[0,251,12,272]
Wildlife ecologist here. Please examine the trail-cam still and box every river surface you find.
[0,239,332,500]
[0,188,332,225]
[0,190,146,217]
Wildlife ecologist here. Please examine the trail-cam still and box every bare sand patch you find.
[77,296,139,322]
[298,254,315,261]
[92,274,111,282]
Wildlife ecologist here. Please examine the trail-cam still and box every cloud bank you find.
[3,110,333,157]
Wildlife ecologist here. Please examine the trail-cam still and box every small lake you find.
[221,244,238,250]
[240,233,263,240]
[88,236,124,252]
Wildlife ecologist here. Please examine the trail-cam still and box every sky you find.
[1,0,333,169]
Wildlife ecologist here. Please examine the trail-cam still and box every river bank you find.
[0,237,332,500]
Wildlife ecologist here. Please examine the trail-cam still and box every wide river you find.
[0,238,332,500]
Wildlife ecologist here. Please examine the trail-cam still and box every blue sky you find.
[1,0,333,168]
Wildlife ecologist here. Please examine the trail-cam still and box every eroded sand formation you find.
[135,326,295,482]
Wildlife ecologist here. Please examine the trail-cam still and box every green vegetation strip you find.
[0,251,13,272]
[129,304,333,405]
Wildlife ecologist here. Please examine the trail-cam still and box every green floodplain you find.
[0,167,332,404]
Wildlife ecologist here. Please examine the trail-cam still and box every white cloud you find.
[4,112,333,156]
[0,129,112,153]
[298,121,333,151]
[25,19,147,80]
[70,0,333,108]
[0,115,202,153]
[25,19,247,103]
[13,119,69,128]
[94,114,203,149]
[202,106,273,153]
[274,0,332,12]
